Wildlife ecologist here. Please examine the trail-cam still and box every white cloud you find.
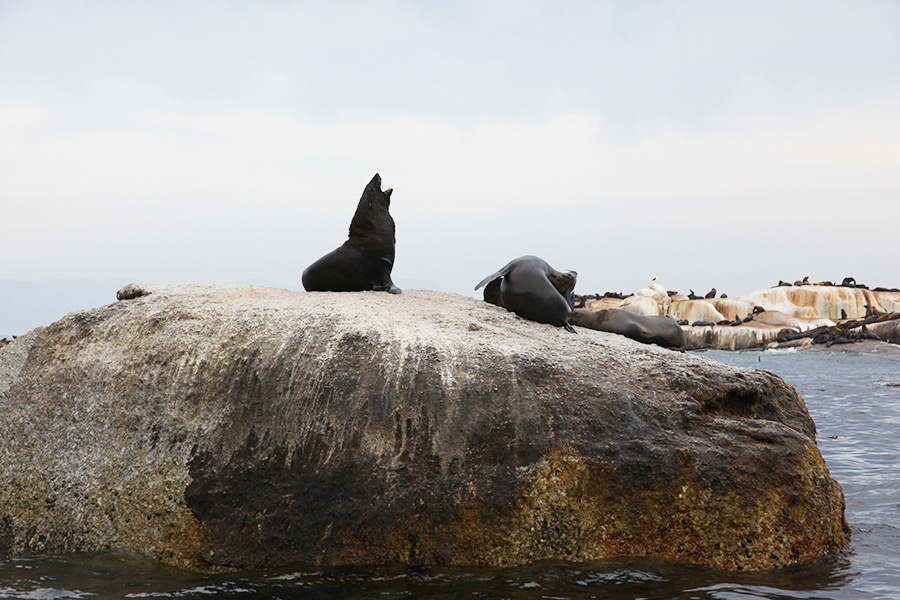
[1,0,898,305]
[3,84,898,297]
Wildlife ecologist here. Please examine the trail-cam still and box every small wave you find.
[0,588,95,600]
[125,585,256,599]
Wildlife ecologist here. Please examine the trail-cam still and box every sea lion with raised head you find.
[302,174,401,294]
[569,308,686,349]
[475,255,577,331]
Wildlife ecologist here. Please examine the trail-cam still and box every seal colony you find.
[574,280,900,350]
[298,174,687,348]
[299,174,900,351]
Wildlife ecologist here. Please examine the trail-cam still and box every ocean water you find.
[2,348,898,599]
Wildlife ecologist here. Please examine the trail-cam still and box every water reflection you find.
[0,553,858,600]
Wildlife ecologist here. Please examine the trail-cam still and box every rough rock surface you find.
[867,320,900,345]
[671,300,727,324]
[681,323,792,351]
[0,285,848,572]
[752,311,835,331]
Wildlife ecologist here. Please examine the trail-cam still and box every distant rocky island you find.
[575,280,900,351]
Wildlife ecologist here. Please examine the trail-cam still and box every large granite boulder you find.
[0,285,848,572]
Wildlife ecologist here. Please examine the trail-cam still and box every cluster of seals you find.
[773,276,894,291]
[302,174,401,294]
[475,256,577,331]
[569,308,685,349]
[301,174,900,353]
[685,288,723,300]
[776,313,900,347]
[300,178,592,340]
[690,306,766,328]
[572,291,628,307]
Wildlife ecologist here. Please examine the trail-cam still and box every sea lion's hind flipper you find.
[482,278,504,307]
[474,269,504,291]
[474,259,518,291]
[564,322,577,333]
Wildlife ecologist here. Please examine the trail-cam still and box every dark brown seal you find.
[475,255,576,330]
[302,174,401,294]
[570,308,686,349]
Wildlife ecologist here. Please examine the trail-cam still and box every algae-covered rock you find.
[0,285,848,572]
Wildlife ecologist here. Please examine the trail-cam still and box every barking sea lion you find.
[302,174,401,294]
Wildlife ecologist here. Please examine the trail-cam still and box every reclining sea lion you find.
[569,308,686,349]
[475,255,577,331]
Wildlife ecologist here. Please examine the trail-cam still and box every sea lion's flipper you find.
[475,270,504,291]
[481,278,504,307]
[475,258,522,291]
[372,280,402,294]
[564,322,577,333]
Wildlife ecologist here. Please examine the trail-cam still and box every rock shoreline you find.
[577,284,900,351]
[0,284,848,572]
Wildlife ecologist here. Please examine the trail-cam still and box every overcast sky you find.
[2,1,899,335]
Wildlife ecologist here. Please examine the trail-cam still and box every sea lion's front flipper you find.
[563,322,577,333]
[481,278,503,307]
[372,281,402,294]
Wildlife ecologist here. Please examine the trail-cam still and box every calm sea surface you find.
[2,348,899,599]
